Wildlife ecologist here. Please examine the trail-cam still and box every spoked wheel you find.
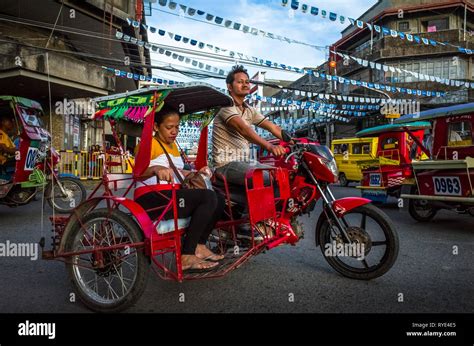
[318,203,399,280]
[47,177,87,213]
[408,187,437,222]
[408,198,438,222]
[208,226,237,255]
[64,209,149,312]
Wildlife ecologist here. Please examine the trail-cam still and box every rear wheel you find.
[338,173,349,187]
[64,209,149,312]
[408,186,437,222]
[318,203,399,280]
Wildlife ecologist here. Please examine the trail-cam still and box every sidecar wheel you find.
[64,209,149,312]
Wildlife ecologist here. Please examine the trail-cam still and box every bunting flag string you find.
[116,31,227,77]
[267,111,350,123]
[102,66,185,86]
[102,66,229,94]
[125,20,306,74]
[305,69,446,97]
[119,26,447,97]
[257,100,368,117]
[333,51,474,89]
[124,20,464,94]
[248,94,380,112]
[283,0,473,55]
[150,0,325,50]
[277,90,409,104]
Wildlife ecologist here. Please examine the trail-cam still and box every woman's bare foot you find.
[181,254,218,270]
[195,244,225,261]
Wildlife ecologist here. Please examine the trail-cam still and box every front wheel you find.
[64,209,149,312]
[317,203,399,280]
[47,177,86,213]
[408,186,437,222]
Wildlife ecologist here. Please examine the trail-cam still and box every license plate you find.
[24,147,39,171]
[369,173,381,186]
[433,176,462,196]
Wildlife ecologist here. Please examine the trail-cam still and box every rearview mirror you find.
[281,130,292,143]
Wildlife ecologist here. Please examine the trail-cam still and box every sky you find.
[146,0,378,88]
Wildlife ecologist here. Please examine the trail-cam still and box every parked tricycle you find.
[395,102,474,221]
[42,84,399,312]
[355,121,431,204]
[0,96,86,212]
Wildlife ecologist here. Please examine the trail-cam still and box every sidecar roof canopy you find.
[0,96,44,111]
[356,121,431,137]
[396,102,474,123]
[93,82,233,123]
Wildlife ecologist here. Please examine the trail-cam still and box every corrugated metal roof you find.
[396,102,474,123]
[356,121,431,137]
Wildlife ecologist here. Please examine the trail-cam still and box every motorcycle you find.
[0,96,86,213]
[43,84,399,313]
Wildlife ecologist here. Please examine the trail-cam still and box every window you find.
[449,58,458,79]
[354,40,372,53]
[434,60,442,78]
[19,107,42,127]
[381,137,399,150]
[333,143,348,155]
[352,143,363,154]
[423,18,449,32]
[427,61,435,76]
[448,121,472,146]
[398,21,410,32]
[362,143,371,154]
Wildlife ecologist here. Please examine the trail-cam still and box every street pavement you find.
[0,185,473,313]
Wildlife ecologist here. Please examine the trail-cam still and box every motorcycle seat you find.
[213,176,281,207]
[213,178,248,206]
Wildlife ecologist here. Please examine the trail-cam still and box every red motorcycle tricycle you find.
[42,84,399,312]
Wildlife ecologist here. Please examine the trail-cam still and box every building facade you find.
[266,0,473,143]
[333,0,474,130]
[0,0,151,151]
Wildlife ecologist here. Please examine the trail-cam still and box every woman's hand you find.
[198,166,212,178]
[153,166,174,182]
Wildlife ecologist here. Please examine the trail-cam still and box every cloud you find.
[146,0,377,87]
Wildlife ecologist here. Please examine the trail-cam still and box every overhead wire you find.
[1,13,469,103]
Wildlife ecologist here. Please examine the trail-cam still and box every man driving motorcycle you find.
[211,65,287,240]
[211,65,286,180]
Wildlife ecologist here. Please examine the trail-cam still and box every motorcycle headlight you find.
[327,158,339,178]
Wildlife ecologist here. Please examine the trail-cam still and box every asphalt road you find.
[0,185,473,313]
